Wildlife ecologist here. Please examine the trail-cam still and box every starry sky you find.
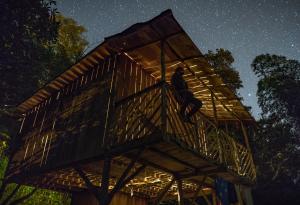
[57,0,300,119]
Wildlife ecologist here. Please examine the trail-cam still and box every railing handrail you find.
[115,82,163,107]
[115,82,250,152]
[114,83,256,181]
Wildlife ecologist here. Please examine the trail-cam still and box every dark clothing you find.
[171,72,188,91]
[171,72,202,120]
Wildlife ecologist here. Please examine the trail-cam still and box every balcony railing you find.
[111,82,256,182]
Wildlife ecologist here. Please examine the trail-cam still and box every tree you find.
[204,48,243,96]
[37,14,88,86]
[251,54,300,205]
[0,0,59,106]
[0,0,59,202]
[0,1,88,204]
[55,14,88,63]
[252,54,300,129]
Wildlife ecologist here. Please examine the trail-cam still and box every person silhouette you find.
[171,67,202,123]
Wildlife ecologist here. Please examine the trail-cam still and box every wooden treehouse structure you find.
[7,10,256,205]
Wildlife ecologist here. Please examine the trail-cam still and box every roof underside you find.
[17,10,254,122]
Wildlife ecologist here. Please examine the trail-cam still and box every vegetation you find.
[202,50,300,204]
[251,54,300,205]
[0,0,88,204]
[204,48,243,96]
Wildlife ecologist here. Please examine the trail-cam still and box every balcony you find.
[110,82,256,185]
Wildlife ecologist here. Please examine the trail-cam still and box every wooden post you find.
[212,189,217,205]
[177,179,184,205]
[240,121,251,152]
[103,55,119,148]
[160,40,167,138]
[210,91,218,126]
[100,157,111,202]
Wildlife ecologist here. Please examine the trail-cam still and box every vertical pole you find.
[160,40,167,138]
[240,121,251,152]
[211,90,222,163]
[210,91,218,126]
[212,189,217,205]
[100,156,111,203]
[103,55,118,148]
[177,180,184,205]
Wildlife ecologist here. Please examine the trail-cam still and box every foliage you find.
[252,54,300,128]
[55,14,88,63]
[0,184,70,205]
[38,14,88,86]
[251,54,300,204]
[0,0,88,204]
[204,48,243,96]
[0,0,59,106]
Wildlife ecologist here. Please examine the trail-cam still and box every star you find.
[56,0,300,119]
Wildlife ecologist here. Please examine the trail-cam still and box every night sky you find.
[57,0,300,118]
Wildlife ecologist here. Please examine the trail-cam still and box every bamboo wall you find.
[10,53,158,174]
[10,55,121,172]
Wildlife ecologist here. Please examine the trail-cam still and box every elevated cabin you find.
[7,10,256,205]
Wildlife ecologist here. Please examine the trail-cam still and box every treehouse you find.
[7,10,256,205]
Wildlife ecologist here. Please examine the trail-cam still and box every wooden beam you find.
[74,167,101,201]
[125,152,178,175]
[108,165,146,203]
[148,147,197,171]
[151,177,175,205]
[240,122,251,152]
[178,167,222,180]
[211,91,218,126]
[110,149,144,195]
[186,66,243,122]
[212,190,217,205]
[99,157,111,201]
[177,179,184,205]
[115,81,163,107]
[160,40,167,137]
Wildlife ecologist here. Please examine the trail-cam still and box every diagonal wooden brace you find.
[74,167,101,202]
[151,177,175,205]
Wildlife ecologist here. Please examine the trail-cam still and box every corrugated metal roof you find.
[17,9,254,122]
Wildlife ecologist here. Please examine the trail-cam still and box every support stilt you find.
[74,152,146,205]
[177,179,184,205]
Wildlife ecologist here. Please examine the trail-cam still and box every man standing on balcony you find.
[171,67,202,123]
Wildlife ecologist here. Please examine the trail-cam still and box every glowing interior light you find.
[168,62,181,68]
[131,188,134,197]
